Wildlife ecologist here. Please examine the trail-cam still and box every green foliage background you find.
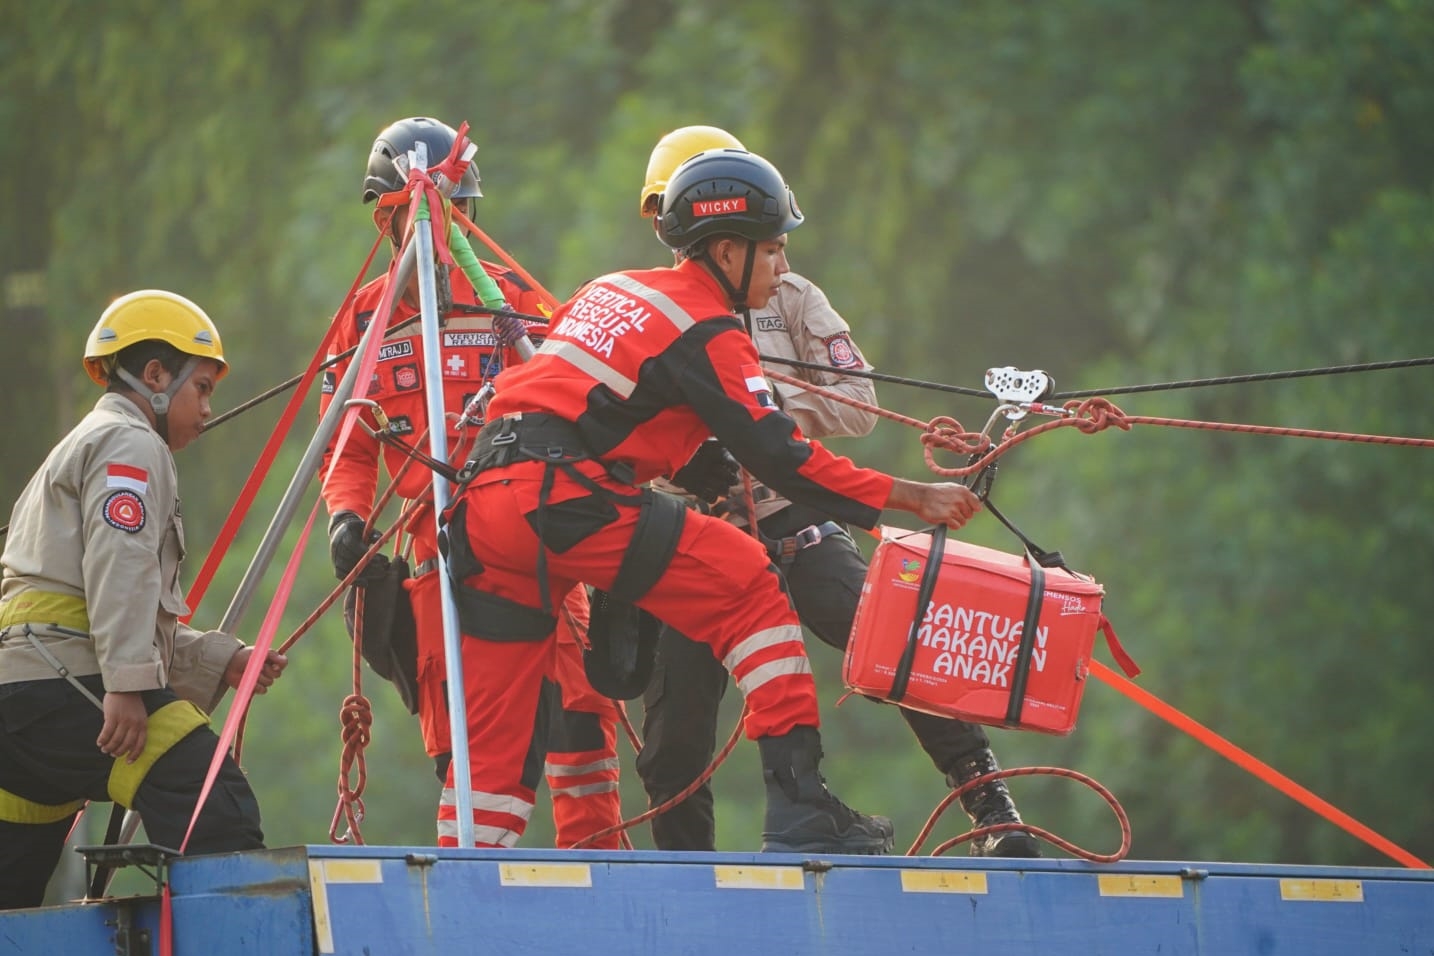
[2,0,1430,894]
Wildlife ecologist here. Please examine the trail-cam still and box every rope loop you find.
[921,415,989,456]
[1068,396,1131,433]
[330,692,373,845]
[909,765,1133,864]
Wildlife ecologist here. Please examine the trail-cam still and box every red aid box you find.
[844,526,1108,736]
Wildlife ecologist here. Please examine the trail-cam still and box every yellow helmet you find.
[84,289,228,386]
[640,125,745,218]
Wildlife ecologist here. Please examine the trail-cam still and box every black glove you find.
[329,511,388,585]
[671,440,740,504]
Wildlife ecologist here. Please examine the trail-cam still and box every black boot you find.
[946,749,1041,858]
[758,726,895,855]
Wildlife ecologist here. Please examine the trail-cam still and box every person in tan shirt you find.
[0,290,286,910]
[634,127,1040,857]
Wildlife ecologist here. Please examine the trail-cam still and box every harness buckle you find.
[794,524,825,549]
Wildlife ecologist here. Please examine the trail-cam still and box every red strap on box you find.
[1098,615,1140,677]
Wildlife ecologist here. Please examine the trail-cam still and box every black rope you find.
[756,353,991,398]
[449,304,550,325]
[1048,355,1434,400]
[203,314,422,431]
[759,353,1434,402]
[205,306,547,432]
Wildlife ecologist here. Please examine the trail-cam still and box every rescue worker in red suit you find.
[634,127,1040,856]
[442,147,984,853]
[319,117,621,848]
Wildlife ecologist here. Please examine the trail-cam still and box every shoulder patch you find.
[102,490,147,534]
[742,363,775,407]
[823,332,861,369]
[391,363,421,391]
[106,463,149,494]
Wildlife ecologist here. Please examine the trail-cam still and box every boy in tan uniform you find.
[0,290,287,909]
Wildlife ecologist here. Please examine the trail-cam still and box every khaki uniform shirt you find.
[0,393,238,711]
[658,271,880,524]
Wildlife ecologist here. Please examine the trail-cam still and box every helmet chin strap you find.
[113,356,200,444]
[697,239,758,332]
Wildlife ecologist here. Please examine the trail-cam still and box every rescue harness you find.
[438,412,686,698]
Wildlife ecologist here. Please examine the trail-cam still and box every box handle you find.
[887,525,947,703]
[1004,550,1047,725]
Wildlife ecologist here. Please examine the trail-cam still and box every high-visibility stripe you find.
[0,591,90,632]
[603,274,698,334]
[736,657,813,696]
[0,787,85,825]
[537,272,704,398]
[722,625,805,672]
[548,779,620,799]
[541,341,639,397]
[439,787,536,821]
[107,700,210,807]
[545,756,621,778]
[437,818,522,848]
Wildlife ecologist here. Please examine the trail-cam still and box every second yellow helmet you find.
[640,125,745,218]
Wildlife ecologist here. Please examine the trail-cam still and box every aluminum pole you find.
[410,169,477,850]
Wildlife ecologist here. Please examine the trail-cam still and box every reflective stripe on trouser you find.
[436,636,551,848]
[547,612,622,849]
[434,642,623,850]
[108,700,210,807]
[545,656,621,848]
[0,787,84,825]
[414,557,623,848]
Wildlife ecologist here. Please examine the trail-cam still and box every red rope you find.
[330,690,373,845]
[182,232,387,621]
[763,373,1434,481]
[757,372,1434,865]
[907,766,1132,863]
[570,702,746,850]
[1090,660,1430,869]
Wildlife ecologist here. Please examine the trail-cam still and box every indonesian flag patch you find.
[742,363,774,407]
[106,463,149,494]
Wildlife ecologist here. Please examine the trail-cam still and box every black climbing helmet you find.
[361,116,482,204]
[655,148,802,252]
